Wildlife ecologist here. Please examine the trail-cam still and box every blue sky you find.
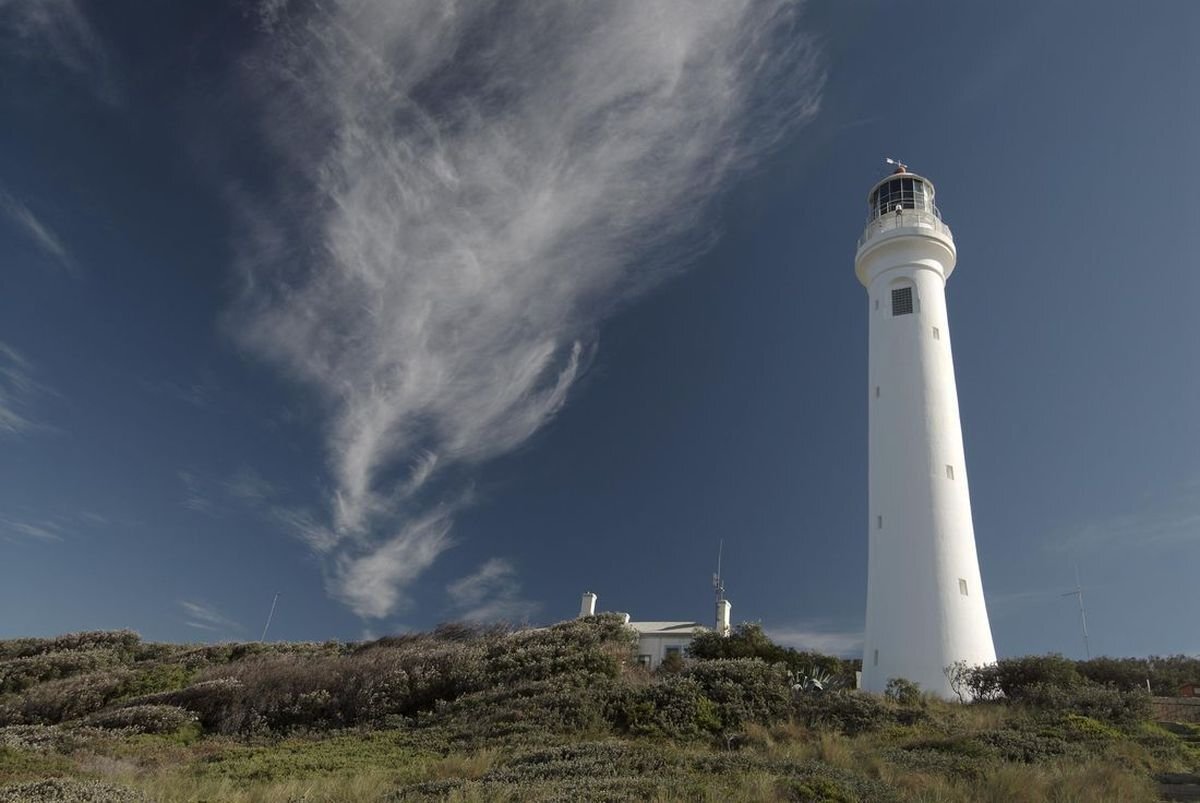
[1,1,1197,659]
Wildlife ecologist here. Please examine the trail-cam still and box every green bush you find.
[606,677,721,738]
[1018,682,1150,725]
[683,659,792,730]
[688,624,860,688]
[0,631,141,662]
[793,690,895,735]
[884,677,922,705]
[0,778,146,802]
[965,655,1081,701]
[83,704,197,734]
[0,669,138,726]
[0,650,129,694]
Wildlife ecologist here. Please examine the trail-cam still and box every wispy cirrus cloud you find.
[447,558,539,624]
[230,0,823,618]
[1051,477,1200,554]
[179,599,243,634]
[0,0,116,101]
[0,187,77,275]
[0,342,50,436]
[332,505,456,619]
[224,466,277,504]
[0,515,63,543]
[178,470,214,514]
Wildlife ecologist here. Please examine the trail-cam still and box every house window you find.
[933,327,940,340]
[959,579,968,596]
[945,465,955,480]
[665,646,682,657]
[892,287,913,316]
[637,655,651,667]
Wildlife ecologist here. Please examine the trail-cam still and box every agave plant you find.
[790,666,839,694]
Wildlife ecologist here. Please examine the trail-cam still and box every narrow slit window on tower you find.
[876,515,883,529]
[945,464,954,480]
[873,649,879,667]
[959,579,968,596]
[892,286,913,316]
[874,299,879,311]
[875,386,880,398]
[932,326,940,340]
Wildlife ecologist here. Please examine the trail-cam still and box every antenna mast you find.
[260,592,280,642]
[1061,566,1090,659]
[713,539,725,604]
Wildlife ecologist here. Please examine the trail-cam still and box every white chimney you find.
[579,592,597,618]
[717,599,732,637]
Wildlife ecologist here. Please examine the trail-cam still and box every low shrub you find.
[0,778,146,802]
[793,691,895,735]
[683,659,792,730]
[606,677,721,738]
[973,727,1078,763]
[83,705,196,734]
[884,677,922,705]
[0,669,137,726]
[0,632,141,662]
[0,650,129,695]
[1019,682,1150,725]
[688,624,860,688]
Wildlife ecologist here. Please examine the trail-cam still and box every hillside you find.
[0,617,1197,802]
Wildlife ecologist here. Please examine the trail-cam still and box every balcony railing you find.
[858,208,953,249]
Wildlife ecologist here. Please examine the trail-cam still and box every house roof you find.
[628,621,707,636]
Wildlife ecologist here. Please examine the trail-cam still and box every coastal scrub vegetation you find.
[0,617,1197,801]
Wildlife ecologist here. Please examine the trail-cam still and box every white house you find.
[578,592,731,670]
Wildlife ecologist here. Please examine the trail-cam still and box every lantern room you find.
[867,168,939,222]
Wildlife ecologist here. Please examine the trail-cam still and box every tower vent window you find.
[933,327,940,340]
[876,515,883,529]
[959,579,968,596]
[945,465,955,480]
[892,287,913,316]
[873,649,879,667]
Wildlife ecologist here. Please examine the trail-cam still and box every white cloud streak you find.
[179,599,243,634]
[0,187,77,275]
[0,515,63,543]
[447,557,539,624]
[232,0,823,618]
[0,342,46,436]
[767,623,863,657]
[1052,477,1200,554]
[0,0,115,101]
[332,506,455,619]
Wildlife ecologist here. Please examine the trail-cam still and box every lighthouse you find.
[856,162,996,697]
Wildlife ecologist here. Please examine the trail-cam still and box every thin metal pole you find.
[1061,565,1090,659]
[1075,565,1090,659]
[260,592,280,642]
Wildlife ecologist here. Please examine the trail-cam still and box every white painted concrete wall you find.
[636,634,693,670]
[855,182,997,698]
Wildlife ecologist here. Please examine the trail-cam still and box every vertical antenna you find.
[1061,565,1090,659]
[260,592,280,642]
[713,539,728,635]
[713,539,725,604]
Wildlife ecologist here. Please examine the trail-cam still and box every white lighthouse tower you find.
[856,162,996,697]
